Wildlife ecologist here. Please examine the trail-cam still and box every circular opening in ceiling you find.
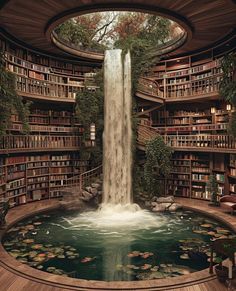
[50,11,188,60]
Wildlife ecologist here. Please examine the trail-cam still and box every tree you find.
[0,52,30,136]
[144,135,172,197]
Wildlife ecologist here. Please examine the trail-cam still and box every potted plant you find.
[214,257,229,283]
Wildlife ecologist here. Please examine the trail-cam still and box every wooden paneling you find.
[0,0,235,60]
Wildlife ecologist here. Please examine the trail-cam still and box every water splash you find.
[65,204,167,229]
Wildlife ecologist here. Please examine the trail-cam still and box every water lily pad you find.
[193,229,207,234]
[68,256,76,259]
[47,253,56,259]
[47,266,56,272]
[53,269,64,275]
[65,251,74,256]
[127,251,140,257]
[17,258,28,263]
[25,225,35,230]
[57,255,65,259]
[33,256,46,262]
[216,228,231,235]
[31,244,43,250]
[200,224,213,228]
[28,251,38,258]
[9,252,20,258]
[180,253,189,260]
[81,257,96,263]
[23,239,34,244]
[45,244,53,248]
[7,227,20,233]
[38,253,46,257]
[3,242,14,247]
[141,252,154,259]
[150,266,159,272]
[141,264,152,270]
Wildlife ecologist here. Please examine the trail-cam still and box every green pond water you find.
[2,208,235,281]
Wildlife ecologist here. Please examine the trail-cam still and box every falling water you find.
[103,49,132,205]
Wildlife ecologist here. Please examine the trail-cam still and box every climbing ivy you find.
[0,52,30,136]
[144,135,172,197]
[219,52,236,136]
[75,70,104,166]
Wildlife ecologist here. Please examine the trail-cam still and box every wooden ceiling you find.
[0,0,235,61]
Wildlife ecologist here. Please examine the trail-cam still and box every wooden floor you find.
[0,198,235,290]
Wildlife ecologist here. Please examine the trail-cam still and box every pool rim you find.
[0,199,233,290]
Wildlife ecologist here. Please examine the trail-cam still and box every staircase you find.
[137,124,159,150]
[59,165,103,210]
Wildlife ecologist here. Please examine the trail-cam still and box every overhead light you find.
[211,107,216,114]
[141,108,144,112]
[226,104,232,111]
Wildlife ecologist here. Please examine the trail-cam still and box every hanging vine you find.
[0,52,30,136]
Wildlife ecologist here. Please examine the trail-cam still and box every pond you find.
[3,208,235,281]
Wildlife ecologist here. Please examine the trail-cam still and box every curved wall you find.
[0,30,236,207]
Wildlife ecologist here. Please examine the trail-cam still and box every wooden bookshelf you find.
[0,153,89,207]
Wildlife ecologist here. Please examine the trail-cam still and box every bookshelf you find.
[0,153,88,207]
[1,30,235,207]
[164,151,235,201]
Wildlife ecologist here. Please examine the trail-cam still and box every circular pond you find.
[2,207,235,281]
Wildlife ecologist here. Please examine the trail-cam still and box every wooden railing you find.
[165,134,236,151]
[67,164,102,191]
[137,124,236,152]
[137,77,163,98]
[156,123,228,134]
[0,135,81,152]
[166,75,222,99]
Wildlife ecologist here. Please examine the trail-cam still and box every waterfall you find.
[103,49,132,205]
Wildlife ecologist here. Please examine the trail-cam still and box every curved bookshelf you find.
[0,30,235,207]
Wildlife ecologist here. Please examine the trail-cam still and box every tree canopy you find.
[55,12,180,53]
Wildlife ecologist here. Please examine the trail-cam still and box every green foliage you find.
[220,52,236,136]
[75,70,104,166]
[228,111,236,137]
[207,174,219,206]
[55,18,106,52]
[220,52,236,104]
[0,52,30,136]
[144,135,172,197]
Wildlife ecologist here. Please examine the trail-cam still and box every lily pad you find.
[200,224,213,228]
[180,253,189,260]
[141,264,152,270]
[23,239,34,244]
[47,266,56,272]
[31,244,43,250]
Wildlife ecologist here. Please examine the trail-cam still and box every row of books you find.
[156,60,221,78]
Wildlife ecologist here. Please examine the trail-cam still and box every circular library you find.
[0,1,236,290]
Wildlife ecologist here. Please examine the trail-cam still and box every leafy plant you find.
[207,174,219,206]
[0,52,30,136]
[144,135,172,197]
[220,52,236,136]
[75,70,104,166]
[220,52,236,104]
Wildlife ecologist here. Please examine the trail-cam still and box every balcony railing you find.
[165,134,236,151]
[0,135,81,152]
